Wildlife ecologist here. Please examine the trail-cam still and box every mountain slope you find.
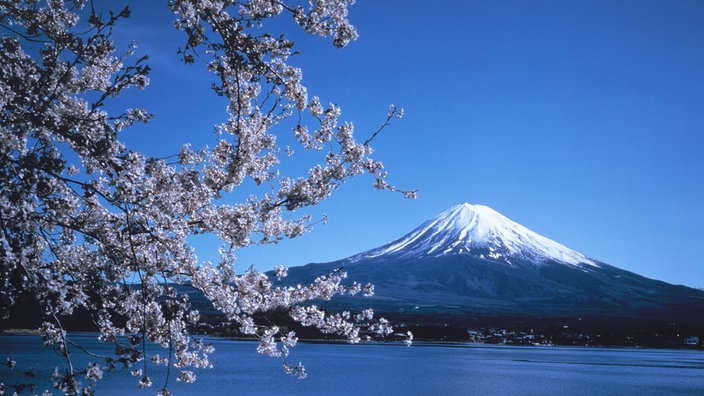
[355,203,594,266]
[284,203,704,328]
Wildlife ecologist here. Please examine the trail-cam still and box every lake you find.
[1,335,703,395]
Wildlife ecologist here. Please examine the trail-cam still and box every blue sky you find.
[110,1,704,288]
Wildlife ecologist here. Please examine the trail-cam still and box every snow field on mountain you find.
[364,203,596,267]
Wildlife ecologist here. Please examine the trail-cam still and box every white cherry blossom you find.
[0,0,414,394]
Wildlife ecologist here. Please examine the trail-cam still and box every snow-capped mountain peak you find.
[361,203,595,266]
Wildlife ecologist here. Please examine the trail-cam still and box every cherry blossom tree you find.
[0,0,414,394]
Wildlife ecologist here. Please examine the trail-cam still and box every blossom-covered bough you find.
[0,0,415,394]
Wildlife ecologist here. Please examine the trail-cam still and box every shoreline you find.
[3,331,701,351]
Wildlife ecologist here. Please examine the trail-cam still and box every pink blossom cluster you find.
[0,0,413,394]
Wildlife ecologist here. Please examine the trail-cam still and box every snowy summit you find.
[362,203,595,266]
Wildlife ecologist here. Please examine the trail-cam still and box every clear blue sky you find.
[110,1,704,288]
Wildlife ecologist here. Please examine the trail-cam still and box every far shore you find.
[0,328,42,336]
[2,331,702,351]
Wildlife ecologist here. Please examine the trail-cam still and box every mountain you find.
[353,203,594,266]
[283,203,704,338]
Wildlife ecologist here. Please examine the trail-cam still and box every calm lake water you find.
[1,334,703,395]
